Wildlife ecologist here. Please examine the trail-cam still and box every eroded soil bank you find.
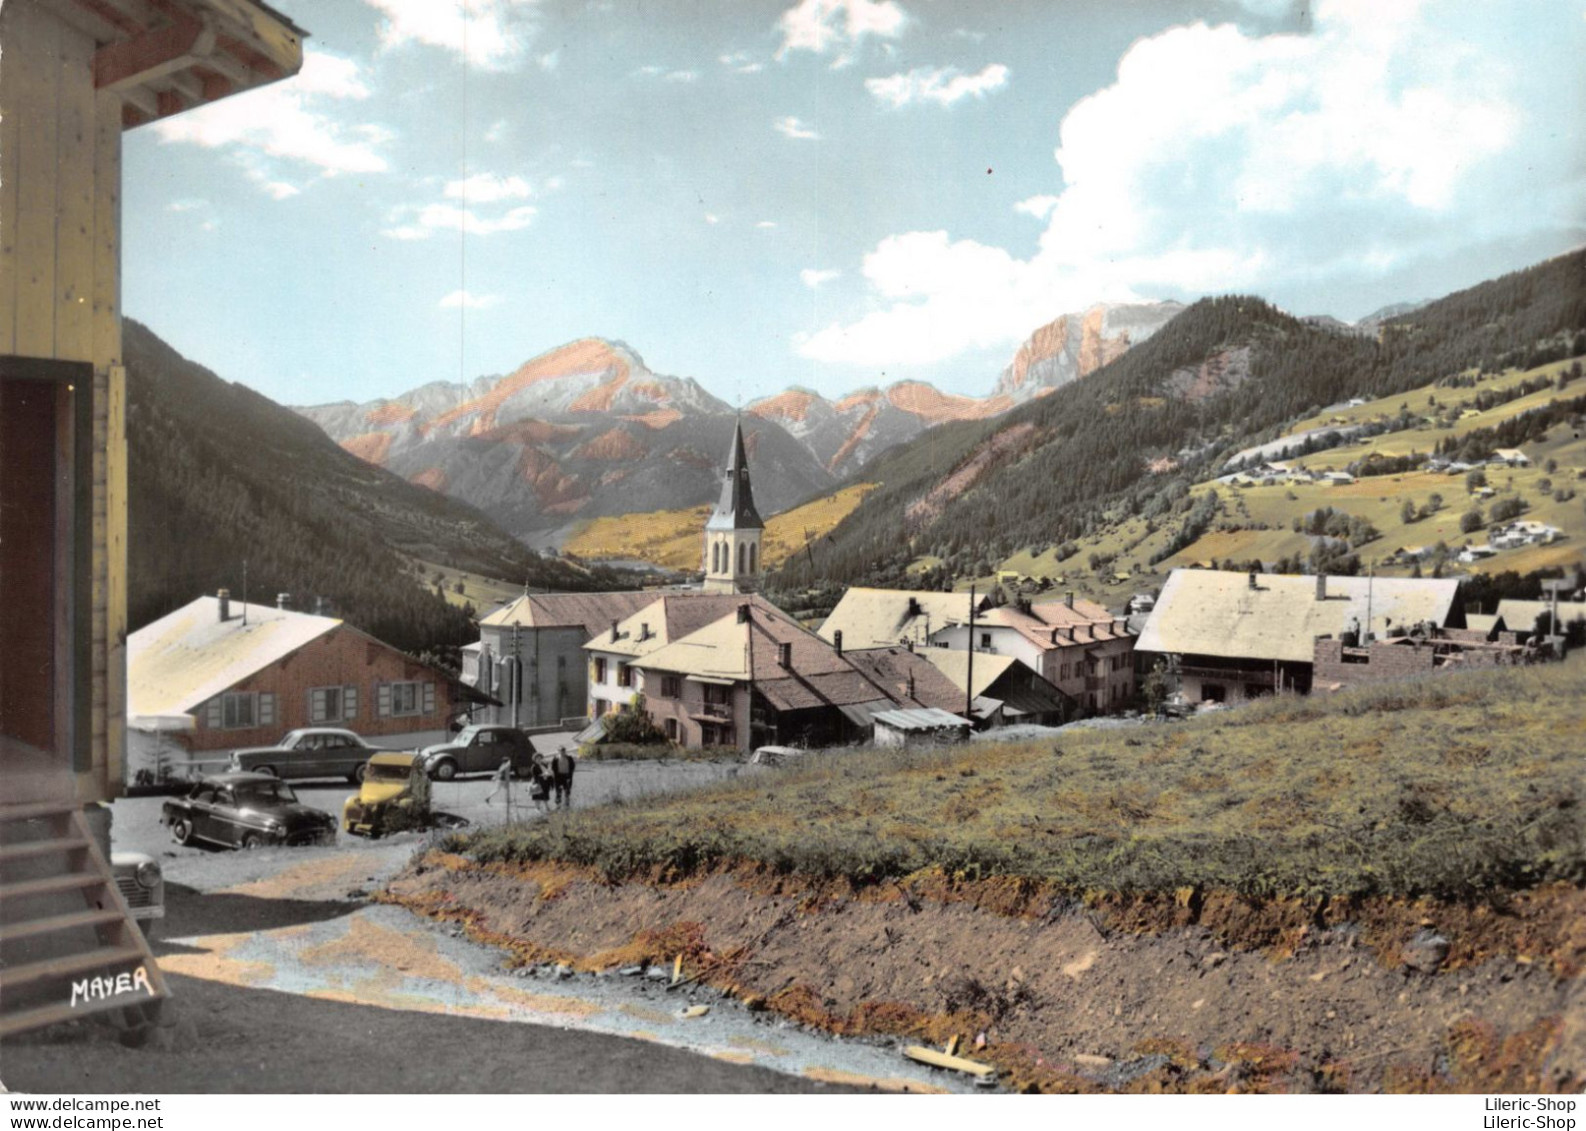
[384,854,1586,1093]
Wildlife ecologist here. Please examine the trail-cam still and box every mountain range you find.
[296,299,1193,539]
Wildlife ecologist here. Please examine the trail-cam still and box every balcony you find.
[690,703,734,725]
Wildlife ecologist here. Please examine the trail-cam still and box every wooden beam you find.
[92,13,212,92]
[191,64,232,102]
[154,87,183,117]
[194,0,303,77]
[161,68,203,105]
[53,1,129,46]
[195,46,247,86]
[118,82,157,119]
[68,0,147,38]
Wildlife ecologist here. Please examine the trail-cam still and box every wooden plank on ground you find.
[902,1045,996,1078]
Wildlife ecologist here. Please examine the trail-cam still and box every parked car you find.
[229,727,405,783]
[342,753,431,838]
[110,851,164,941]
[419,724,536,781]
[747,745,806,767]
[162,773,337,849]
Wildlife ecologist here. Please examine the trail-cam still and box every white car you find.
[747,745,806,767]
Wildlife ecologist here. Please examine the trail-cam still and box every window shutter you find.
[344,685,358,719]
[259,693,276,727]
[310,688,326,723]
[205,698,221,729]
[422,682,435,714]
[377,682,392,717]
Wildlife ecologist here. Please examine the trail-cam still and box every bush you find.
[1489,496,1526,523]
[1460,508,1485,534]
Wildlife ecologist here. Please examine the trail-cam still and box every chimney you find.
[737,604,750,624]
[906,671,916,699]
[907,596,921,617]
[276,592,291,610]
[1248,570,1258,590]
[1315,574,1328,601]
[905,638,915,653]
[313,596,329,617]
[778,642,792,668]
[833,629,843,656]
[1066,627,1076,642]
[1051,628,1060,645]
[611,619,619,640]
[1065,591,1075,609]
[639,622,650,642]
[1088,624,1097,640]
[217,589,231,622]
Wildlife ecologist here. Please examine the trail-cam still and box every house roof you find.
[42,0,307,132]
[128,596,340,718]
[638,603,902,714]
[970,600,1131,651]
[480,591,663,637]
[915,649,1017,699]
[817,587,981,650]
[584,594,777,659]
[917,649,1073,717]
[872,707,970,732]
[1494,598,1586,631]
[1135,570,1463,664]
[843,647,967,713]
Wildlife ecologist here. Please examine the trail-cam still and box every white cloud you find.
[800,0,1572,368]
[705,213,721,225]
[757,220,779,229]
[439,290,501,309]
[1013,194,1059,220]
[484,119,510,143]
[361,0,541,71]
[777,0,908,65]
[774,115,822,140]
[637,65,699,83]
[152,49,389,185]
[865,63,1010,108]
[261,181,301,200]
[168,198,207,212]
[720,51,764,74]
[444,173,534,203]
[800,268,841,288]
[539,49,560,71]
[383,202,538,240]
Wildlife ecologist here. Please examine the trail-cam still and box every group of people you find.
[525,745,575,812]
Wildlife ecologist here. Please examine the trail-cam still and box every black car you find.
[419,724,537,781]
[161,773,337,849]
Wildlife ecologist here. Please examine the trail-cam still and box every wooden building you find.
[0,0,306,1037]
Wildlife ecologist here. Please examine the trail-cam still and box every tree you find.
[1428,492,1444,512]
[603,695,668,745]
[1460,508,1485,534]
[1466,469,1487,492]
[1400,499,1418,525]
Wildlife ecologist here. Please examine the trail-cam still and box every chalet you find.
[128,593,457,769]
[915,648,1076,728]
[817,587,988,651]
[1311,624,1532,692]
[929,594,1137,713]
[635,603,965,751]
[0,0,307,1036]
[1494,597,1586,639]
[467,590,664,728]
[1135,569,1464,702]
[582,593,780,720]
[1491,448,1531,467]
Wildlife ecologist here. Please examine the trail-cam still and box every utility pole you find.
[744,605,756,754]
[965,585,976,721]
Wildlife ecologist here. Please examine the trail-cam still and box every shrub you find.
[1460,508,1485,534]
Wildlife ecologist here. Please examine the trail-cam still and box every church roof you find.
[704,420,764,531]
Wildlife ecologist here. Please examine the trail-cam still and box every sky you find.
[123,0,1586,407]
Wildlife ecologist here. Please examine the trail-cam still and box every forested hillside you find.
[770,249,1586,597]
[125,320,624,655]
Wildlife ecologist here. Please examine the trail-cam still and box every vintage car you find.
[747,745,806,767]
[228,727,405,783]
[162,772,337,849]
[343,752,431,838]
[110,851,164,941]
[418,724,536,781]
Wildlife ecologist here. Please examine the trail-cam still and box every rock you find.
[645,966,672,981]
[1202,952,1228,970]
[1403,929,1450,974]
[555,963,573,980]
[619,965,645,976]
[1074,1054,1112,1068]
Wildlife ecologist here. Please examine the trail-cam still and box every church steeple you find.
[701,419,764,593]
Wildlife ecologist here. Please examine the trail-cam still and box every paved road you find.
[3,760,962,1095]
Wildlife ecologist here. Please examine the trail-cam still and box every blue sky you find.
[124,0,1586,406]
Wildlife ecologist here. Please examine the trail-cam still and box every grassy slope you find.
[458,658,1585,901]
[560,483,877,571]
[996,358,1586,602]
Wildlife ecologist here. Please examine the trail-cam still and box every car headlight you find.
[134,861,161,889]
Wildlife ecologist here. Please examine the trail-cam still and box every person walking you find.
[551,746,576,810]
[528,751,552,814]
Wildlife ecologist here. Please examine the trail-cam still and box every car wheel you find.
[353,762,369,784]
[241,833,265,849]
[432,759,457,782]
[171,818,194,846]
[257,765,277,778]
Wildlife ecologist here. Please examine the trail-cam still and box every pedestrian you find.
[551,745,576,810]
[528,751,551,814]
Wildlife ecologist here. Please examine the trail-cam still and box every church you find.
[701,419,765,594]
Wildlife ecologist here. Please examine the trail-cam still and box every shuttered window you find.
[309,686,349,724]
[381,681,433,718]
[343,684,359,720]
[216,691,268,730]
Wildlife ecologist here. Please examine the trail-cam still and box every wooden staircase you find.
[0,800,167,1038]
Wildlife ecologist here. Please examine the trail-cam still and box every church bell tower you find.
[701,419,764,594]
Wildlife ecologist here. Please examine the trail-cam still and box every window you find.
[703,683,731,706]
[618,663,632,688]
[980,633,992,649]
[749,543,757,573]
[309,685,358,724]
[660,675,681,698]
[379,681,433,718]
[738,543,746,574]
[592,699,606,718]
[594,657,607,683]
[211,691,274,730]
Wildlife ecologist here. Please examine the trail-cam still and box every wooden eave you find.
[43,0,305,130]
